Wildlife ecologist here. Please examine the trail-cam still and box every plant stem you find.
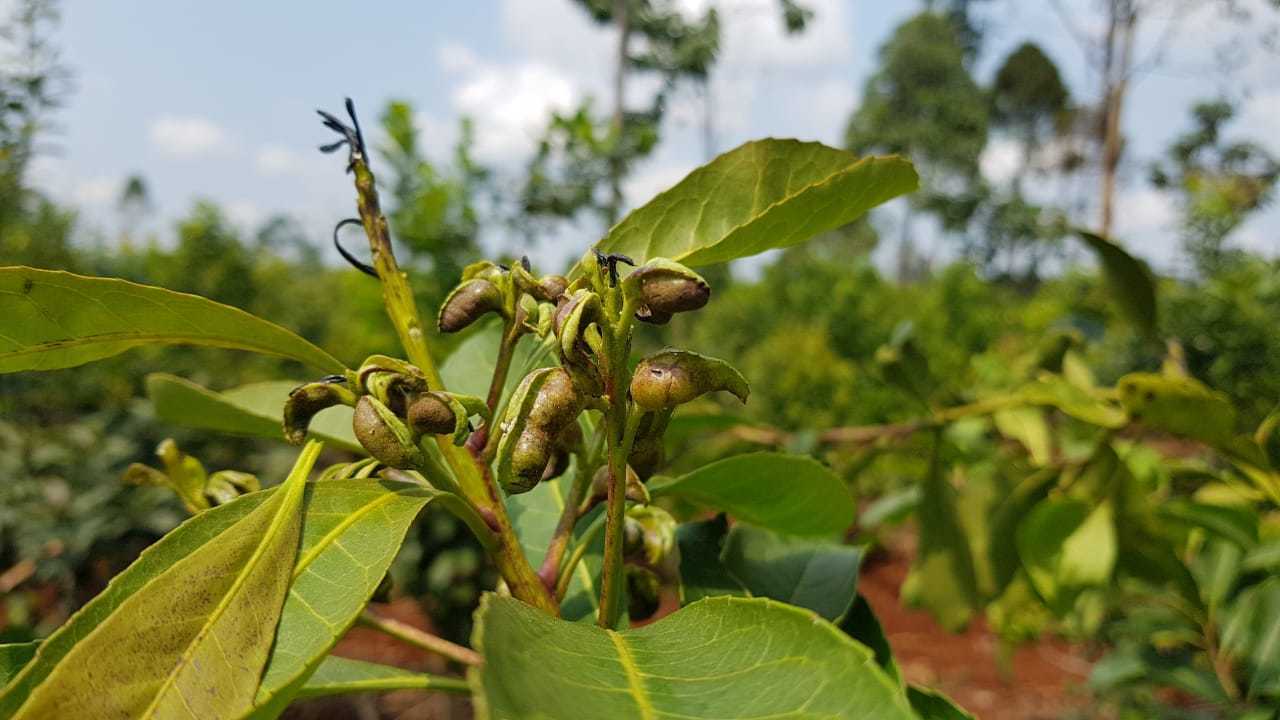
[473,321,521,457]
[537,454,595,590]
[358,609,483,666]
[597,302,639,628]
[557,512,608,601]
[296,670,470,700]
[346,151,556,615]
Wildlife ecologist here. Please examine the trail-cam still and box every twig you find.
[358,609,483,667]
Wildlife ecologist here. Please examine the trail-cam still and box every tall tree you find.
[1151,100,1279,275]
[845,11,989,273]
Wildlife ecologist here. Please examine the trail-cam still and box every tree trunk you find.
[1099,1,1137,237]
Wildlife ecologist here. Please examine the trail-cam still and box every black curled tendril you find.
[593,249,635,287]
[316,97,368,173]
[333,217,377,277]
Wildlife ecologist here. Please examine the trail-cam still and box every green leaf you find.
[1222,577,1280,699]
[838,595,901,687]
[1015,376,1127,428]
[719,524,863,621]
[675,516,747,604]
[993,407,1052,465]
[1117,372,1237,448]
[147,373,362,452]
[902,451,980,631]
[649,452,854,536]
[1243,539,1280,573]
[1159,499,1259,548]
[860,487,921,530]
[907,686,975,719]
[506,472,602,621]
[470,594,916,720]
[1074,231,1158,337]
[292,656,468,701]
[7,441,319,719]
[0,267,345,374]
[0,643,37,687]
[596,140,918,267]
[253,479,444,711]
[1017,498,1116,615]
[440,318,554,399]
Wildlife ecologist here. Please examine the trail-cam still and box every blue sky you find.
[24,0,1280,274]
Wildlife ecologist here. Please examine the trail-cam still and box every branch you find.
[358,610,483,667]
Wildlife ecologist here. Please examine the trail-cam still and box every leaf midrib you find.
[606,631,656,720]
[138,441,316,718]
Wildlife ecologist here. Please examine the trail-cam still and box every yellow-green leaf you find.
[470,594,916,719]
[8,442,320,720]
[596,140,918,267]
[146,373,361,452]
[1117,372,1237,447]
[0,267,345,374]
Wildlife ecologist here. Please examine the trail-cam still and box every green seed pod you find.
[590,464,650,506]
[203,470,260,506]
[496,367,583,494]
[623,505,678,567]
[353,395,423,469]
[630,349,749,412]
[627,410,671,480]
[553,289,604,367]
[625,259,710,320]
[438,278,504,333]
[357,355,428,413]
[283,379,358,445]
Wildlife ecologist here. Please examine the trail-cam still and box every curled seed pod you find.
[624,505,678,567]
[284,380,358,445]
[590,464,650,506]
[541,421,583,483]
[553,289,604,365]
[627,410,671,480]
[630,349,749,412]
[353,396,423,469]
[496,368,583,494]
[357,355,428,413]
[538,275,569,302]
[438,278,504,333]
[461,259,506,282]
[625,259,710,319]
[406,392,456,437]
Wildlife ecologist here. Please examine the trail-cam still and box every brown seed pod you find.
[627,259,710,319]
[629,349,749,412]
[352,396,422,469]
[438,278,504,333]
[406,392,457,437]
[496,367,584,494]
[283,380,357,445]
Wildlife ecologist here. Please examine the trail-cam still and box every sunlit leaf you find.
[1117,372,1236,448]
[649,452,854,536]
[0,267,345,374]
[1017,498,1116,615]
[993,407,1052,465]
[7,442,319,719]
[470,594,916,719]
[1015,376,1127,429]
[596,140,917,267]
[146,373,361,452]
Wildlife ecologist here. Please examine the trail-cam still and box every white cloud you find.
[441,44,579,164]
[254,145,303,176]
[624,162,692,207]
[73,177,119,207]
[226,200,263,229]
[980,138,1022,187]
[149,114,230,158]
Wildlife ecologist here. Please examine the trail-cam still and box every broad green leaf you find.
[506,472,602,621]
[1243,539,1280,573]
[292,656,468,700]
[253,479,443,711]
[1074,231,1157,337]
[9,441,318,720]
[596,140,918,267]
[907,686,975,719]
[1190,539,1243,615]
[675,516,747,605]
[0,642,37,686]
[0,266,345,374]
[146,373,362,452]
[1158,499,1259,548]
[1117,372,1237,448]
[986,469,1057,594]
[902,454,980,631]
[1017,498,1116,615]
[470,594,916,720]
[839,595,901,687]
[1015,376,1127,429]
[719,524,863,621]
[993,407,1052,465]
[1222,577,1280,699]
[649,452,854,536]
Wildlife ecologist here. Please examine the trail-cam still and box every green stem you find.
[347,154,556,616]
[357,610,483,666]
[296,670,470,700]
[557,512,608,601]
[538,453,596,589]
[597,299,640,628]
